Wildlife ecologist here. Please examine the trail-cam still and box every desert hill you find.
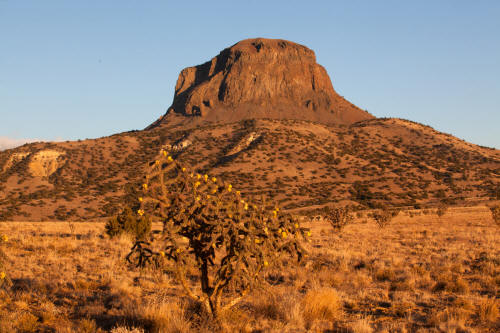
[0,38,499,221]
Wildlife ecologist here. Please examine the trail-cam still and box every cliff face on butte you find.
[151,38,373,127]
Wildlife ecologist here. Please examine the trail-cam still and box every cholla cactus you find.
[325,207,353,232]
[127,151,308,318]
[491,205,500,226]
[0,234,11,289]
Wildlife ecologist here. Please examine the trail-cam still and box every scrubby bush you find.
[372,209,396,228]
[325,206,353,232]
[490,205,500,226]
[105,207,151,240]
[127,151,308,318]
[436,204,448,218]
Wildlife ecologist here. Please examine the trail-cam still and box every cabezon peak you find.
[151,38,373,127]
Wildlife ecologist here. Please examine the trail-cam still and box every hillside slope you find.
[1,118,498,221]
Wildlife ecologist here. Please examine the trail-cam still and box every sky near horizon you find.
[1,1,499,150]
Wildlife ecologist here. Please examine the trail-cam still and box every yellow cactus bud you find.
[212,177,217,183]
[1,235,8,242]
[206,194,211,199]
[142,183,148,190]
[227,187,232,192]
[244,203,248,210]
[176,248,181,253]
[167,156,173,162]
[212,188,217,194]
[0,272,5,279]
[211,243,216,249]
[159,251,165,257]
[307,231,312,237]
[138,197,143,202]
[294,223,299,229]
[182,167,186,172]
[196,174,201,179]
[162,150,167,156]
[194,181,201,188]
[264,227,268,234]
[282,231,287,239]
[196,196,201,201]
[204,174,208,181]
[137,209,144,216]
[254,238,260,244]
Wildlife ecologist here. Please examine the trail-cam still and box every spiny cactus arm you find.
[218,258,263,310]
[126,241,155,267]
[173,257,200,302]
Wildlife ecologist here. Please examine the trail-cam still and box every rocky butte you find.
[149,38,374,128]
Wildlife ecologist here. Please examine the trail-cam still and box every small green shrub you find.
[105,207,151,240]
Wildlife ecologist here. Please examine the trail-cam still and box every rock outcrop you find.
[150,38,373,127]
[28,150,65,178]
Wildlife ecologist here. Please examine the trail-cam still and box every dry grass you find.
[0,205,498,332]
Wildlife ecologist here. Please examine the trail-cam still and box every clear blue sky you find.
[1,1,499,149]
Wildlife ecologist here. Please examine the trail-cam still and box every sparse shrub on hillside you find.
[490,205,500,226]
[127,151,308,318]
[325,207,353,232]
[105,207,151,240]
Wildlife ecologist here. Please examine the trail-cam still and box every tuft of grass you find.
[128,301,191,333]
[111,326,145,333]
[477,297,499,323]
[77,318,99,333]
[432,274,469,294]
[301,288,343,328]
[15,312,40,332]
[350,317,373,333]
[374,268,396,282]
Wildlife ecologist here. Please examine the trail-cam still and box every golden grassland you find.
[0,206,498,332]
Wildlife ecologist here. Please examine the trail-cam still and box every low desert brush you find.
[105,207,151,240]
[325,206,353,232]
[371,208,397,228]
